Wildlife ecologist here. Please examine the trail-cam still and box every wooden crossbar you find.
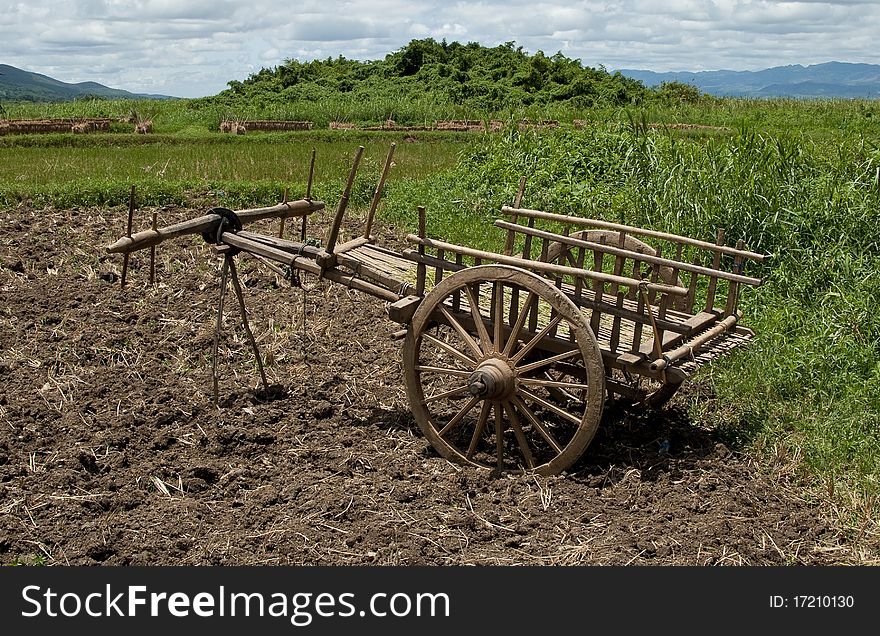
[500,206,766,262]
[405,234,689,297]
[493,219,762,286]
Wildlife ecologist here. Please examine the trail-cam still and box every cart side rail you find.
[404,205,766,375]
[497,205,764,319]
[500,206,766,262]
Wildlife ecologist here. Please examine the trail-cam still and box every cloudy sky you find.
[2,0,879,98]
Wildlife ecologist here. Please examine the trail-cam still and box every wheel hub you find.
[467,358,516,400]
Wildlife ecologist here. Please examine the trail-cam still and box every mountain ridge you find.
[618,61,880,98]
[0,64,175,102]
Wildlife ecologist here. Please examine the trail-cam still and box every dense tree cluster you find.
[212,39,657,112]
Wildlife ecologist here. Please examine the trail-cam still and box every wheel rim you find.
[403,265,605,475]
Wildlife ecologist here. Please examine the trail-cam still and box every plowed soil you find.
[0,202,873,565]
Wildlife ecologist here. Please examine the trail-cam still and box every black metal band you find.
[201,207,243,249]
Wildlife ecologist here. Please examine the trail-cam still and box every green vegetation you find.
[203,39,647,125]
[0,133,469,208]
[1,37,879,522]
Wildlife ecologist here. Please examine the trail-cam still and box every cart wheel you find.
[403,265,605,475]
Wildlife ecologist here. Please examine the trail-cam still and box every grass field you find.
[2,96,879,527]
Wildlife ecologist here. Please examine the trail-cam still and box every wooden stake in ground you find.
[212,256,231,406]
[120,185,136,289]
[211,253,269,404]
[303,149,316,241]
[278,188,289,238]
[149,211,157,285]
[227,255,269,395]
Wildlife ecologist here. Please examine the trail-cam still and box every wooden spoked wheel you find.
[403,265,605,475]
[546,230,684,408]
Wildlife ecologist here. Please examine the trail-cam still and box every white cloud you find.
[0,0,878,97]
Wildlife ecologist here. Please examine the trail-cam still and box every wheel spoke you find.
[503,290,536,356]
[415,365,473,378]
[423,384,470,404]
[437,307,484,360]
[512,395,563,455]
[510,314,563,364]
[463,285,492,354]
[516,348,581,374]
[518,377,591,392]
[466,400,492,459]
[494,401,504,471]
[541,370,583,405]
[505,401,535,469]
[493,281,504,352]
[423,333,477,369]
[519,387,583,425]
[437,395,481,437]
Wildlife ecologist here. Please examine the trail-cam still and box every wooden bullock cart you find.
[107,145,766,475]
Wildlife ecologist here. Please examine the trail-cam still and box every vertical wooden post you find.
[306,149,316,200]
[302,148,316,241]
[416,206,427,296]
[434,248,445,285]
[608,231,627,298]
[725,239,746,316]
[149,211,157,285]
[278,187,289,238]
[521,217,535,261]
[503,175,527,256]
[325,145,365,256]
[685,258,700,314]
[589,235,606,337]
[631,279,645,354]
[609,292,625,352]
[647,244,663,306]
[705,227,725,311]
[629,250,643,301]
[364,143,396,240]
[120,185,136,289]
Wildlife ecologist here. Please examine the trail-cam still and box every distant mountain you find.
[618,62,880,98]
[0,64,174,102]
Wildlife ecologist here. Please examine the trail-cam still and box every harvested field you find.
[0,202,876,566]
[220,120,314,133]
[0,118,112,135]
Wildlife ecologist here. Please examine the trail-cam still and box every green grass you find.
[0,132,471,208]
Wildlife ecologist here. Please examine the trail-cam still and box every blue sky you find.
[2,0,879,97]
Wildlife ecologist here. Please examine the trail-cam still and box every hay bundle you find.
[219,120,247,134]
